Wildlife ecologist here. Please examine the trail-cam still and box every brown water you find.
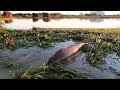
[2,18,120,29]
[0,41,120,79]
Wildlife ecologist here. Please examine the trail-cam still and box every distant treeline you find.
[13,13,120,18]
[13,12,63,18]
[0,11,13,18]
[1,11,120,18]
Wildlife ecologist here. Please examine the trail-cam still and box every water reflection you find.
[2,18,120,29]
[53,18,61,20]
[32,17,38,22]
[4,18,13,23]
[43,17,51,22]
[89,18,104,23]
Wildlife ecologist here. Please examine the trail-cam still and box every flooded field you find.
[0,17,120,79]
[66,52,120,79]
[0,40,120,79]
[0,41,76,79]
[1,10,120,79]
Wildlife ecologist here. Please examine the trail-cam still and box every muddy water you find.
[0,40,120,79]
[66,52,119,79]
[0,40,76,79]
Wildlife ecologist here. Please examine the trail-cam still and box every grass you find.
[11,62,90,79]
[0,27,120,65]
[83,35,120,65]
[0,53,19,68]
[39,41,52,48]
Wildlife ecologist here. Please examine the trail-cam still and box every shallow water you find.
[0,41,120,79]
[2,18,120,29]
[66,52,119,79]
[1,40,76,67]
[0,40,76,78]
[104,53,120,72]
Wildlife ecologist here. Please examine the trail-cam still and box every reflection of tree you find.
[42,13,51,22]
[53,18,61,20]
[89,18,104,23]
[43,17,51,22]
[32,17,38,22]
[4,18,13,23]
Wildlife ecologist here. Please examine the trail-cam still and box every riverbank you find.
[0,27,120,79]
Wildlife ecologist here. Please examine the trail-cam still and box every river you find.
[1,18,120,29]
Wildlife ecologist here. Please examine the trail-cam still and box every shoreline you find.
[10,15,120,19]
[1,27,120,33]
[13,16,120,19]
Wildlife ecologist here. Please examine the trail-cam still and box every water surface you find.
[0,41,120,79]
[1,18,120,29]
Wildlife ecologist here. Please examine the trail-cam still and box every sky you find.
[7,11,120,15]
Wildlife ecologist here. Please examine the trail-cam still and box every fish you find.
[47,42,87,65]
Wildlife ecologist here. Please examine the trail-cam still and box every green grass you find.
[0,53,19,68]
[0,27,120,66]
[0,27,120,79]
[11,62,90,79]
[83,35,120,65]
[39,41,52,48]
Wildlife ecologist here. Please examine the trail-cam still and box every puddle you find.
[0,68,12,79]
[0,40,76,79]
[0,40,120,79]
[104,53,120,72]
[66,52,119,79]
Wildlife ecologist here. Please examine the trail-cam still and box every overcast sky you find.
[8,11,120,15]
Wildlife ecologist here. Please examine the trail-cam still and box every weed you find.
[39,41,52,48]
[11,63,90,79]
[0,54,19,68]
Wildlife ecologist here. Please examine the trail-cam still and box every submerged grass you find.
[0,27,120,68]
[0,53,19,68]
[83,34,120,65]
[11,62,90,79]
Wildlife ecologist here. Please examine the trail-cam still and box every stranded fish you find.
[47,42,87,65]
